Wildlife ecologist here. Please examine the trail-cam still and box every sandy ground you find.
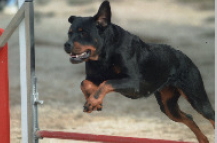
[0,0,215,143]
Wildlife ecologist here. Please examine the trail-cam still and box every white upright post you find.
[18,0,35,143]
[18,0,29,143]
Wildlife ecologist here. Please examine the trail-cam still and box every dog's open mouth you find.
[70,50,91,64]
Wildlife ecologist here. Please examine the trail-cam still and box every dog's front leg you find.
[83,81,115,113]
[80,80,103,112]
[83,78,141,113]
[81,80,98,100]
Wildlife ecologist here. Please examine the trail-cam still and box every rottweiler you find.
[64,1,215,142]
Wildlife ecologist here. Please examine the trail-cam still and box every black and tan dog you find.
[64,1,214,142]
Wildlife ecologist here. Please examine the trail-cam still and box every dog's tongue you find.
[71,54,78,58]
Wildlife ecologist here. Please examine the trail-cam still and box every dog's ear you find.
[94,1,111,27]
[68,16,76,24]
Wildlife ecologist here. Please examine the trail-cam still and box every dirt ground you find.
[0,0,215,143]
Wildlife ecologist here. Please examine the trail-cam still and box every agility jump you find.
[0,0,211,143]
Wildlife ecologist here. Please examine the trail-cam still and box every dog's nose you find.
[64,42,72,53]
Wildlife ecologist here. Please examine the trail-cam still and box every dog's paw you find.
[83,103,103,113]
[83,97,103,113]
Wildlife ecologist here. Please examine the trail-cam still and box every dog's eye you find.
[68,28,73,35]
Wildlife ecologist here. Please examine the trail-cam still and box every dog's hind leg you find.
[155,86,209,143]
[178,87,215,129]
[176,65,215,128]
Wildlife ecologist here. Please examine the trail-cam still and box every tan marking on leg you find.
[159,87,209,143]
[178,88,215,129]
[84,81,115,113]
[209,120,215,129]
[81,80,98,100]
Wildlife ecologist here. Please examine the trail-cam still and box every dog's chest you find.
[85,61,123,83]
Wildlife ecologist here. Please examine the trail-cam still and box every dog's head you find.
[64,1,111,64]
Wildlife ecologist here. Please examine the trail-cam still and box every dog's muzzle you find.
[64,41,91,64]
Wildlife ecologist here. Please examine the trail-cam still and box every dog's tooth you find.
[81,52,86,56]
[72,51,88,59]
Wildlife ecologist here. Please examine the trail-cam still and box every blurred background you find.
[0,0,214,142]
